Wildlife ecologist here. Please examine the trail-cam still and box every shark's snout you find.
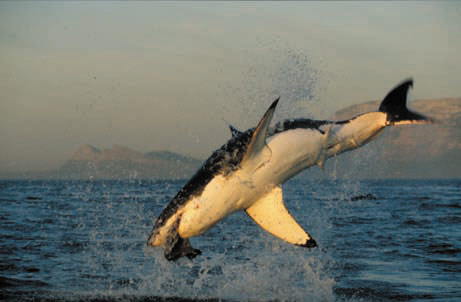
[146,230,160,247]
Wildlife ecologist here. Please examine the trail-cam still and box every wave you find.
[0,289,436,302]
[0,276,48,288]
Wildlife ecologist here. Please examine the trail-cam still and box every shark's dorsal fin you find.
[246,186,317,247]
[229,125,243,138]
[240,98,279,170]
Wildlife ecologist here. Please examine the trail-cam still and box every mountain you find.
[58,145,202,179]
[323,98,461,179]
[1,98,459,180]
[65,98,457,180]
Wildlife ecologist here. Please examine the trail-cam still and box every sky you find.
[1,1,460,172]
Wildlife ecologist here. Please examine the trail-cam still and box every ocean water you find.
[1,178,460,302]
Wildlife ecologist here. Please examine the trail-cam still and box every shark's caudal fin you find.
[240,97,279,170]
[246,186,317,248]
[379,79,433,126]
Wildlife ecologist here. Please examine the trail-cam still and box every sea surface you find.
[1,178,460,302]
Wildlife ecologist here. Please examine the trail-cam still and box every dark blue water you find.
[1,178,460,301]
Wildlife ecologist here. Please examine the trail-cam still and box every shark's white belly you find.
[178,128,324,238]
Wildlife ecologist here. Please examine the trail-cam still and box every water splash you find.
[136,240,336,302]
[3,179,461,301]
[219,41,323,131]
[54,178,341,302]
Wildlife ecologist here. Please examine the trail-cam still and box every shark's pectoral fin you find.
[246,186,317,248]
[241,98,279,171]
[229,124,243,138]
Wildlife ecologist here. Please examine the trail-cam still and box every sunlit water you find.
[1,178,460,301]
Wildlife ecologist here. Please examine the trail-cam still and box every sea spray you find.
[133,177,342,302]
[3,179,460,301]
[218,41,323,132]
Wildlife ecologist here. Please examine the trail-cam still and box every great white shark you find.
[147,79,432,261]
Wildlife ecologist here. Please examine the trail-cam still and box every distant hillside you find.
[324,98,461,179]
[1,98,459,180]
[58,145,202,179]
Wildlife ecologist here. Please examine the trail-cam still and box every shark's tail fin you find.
[379,79,433,126]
